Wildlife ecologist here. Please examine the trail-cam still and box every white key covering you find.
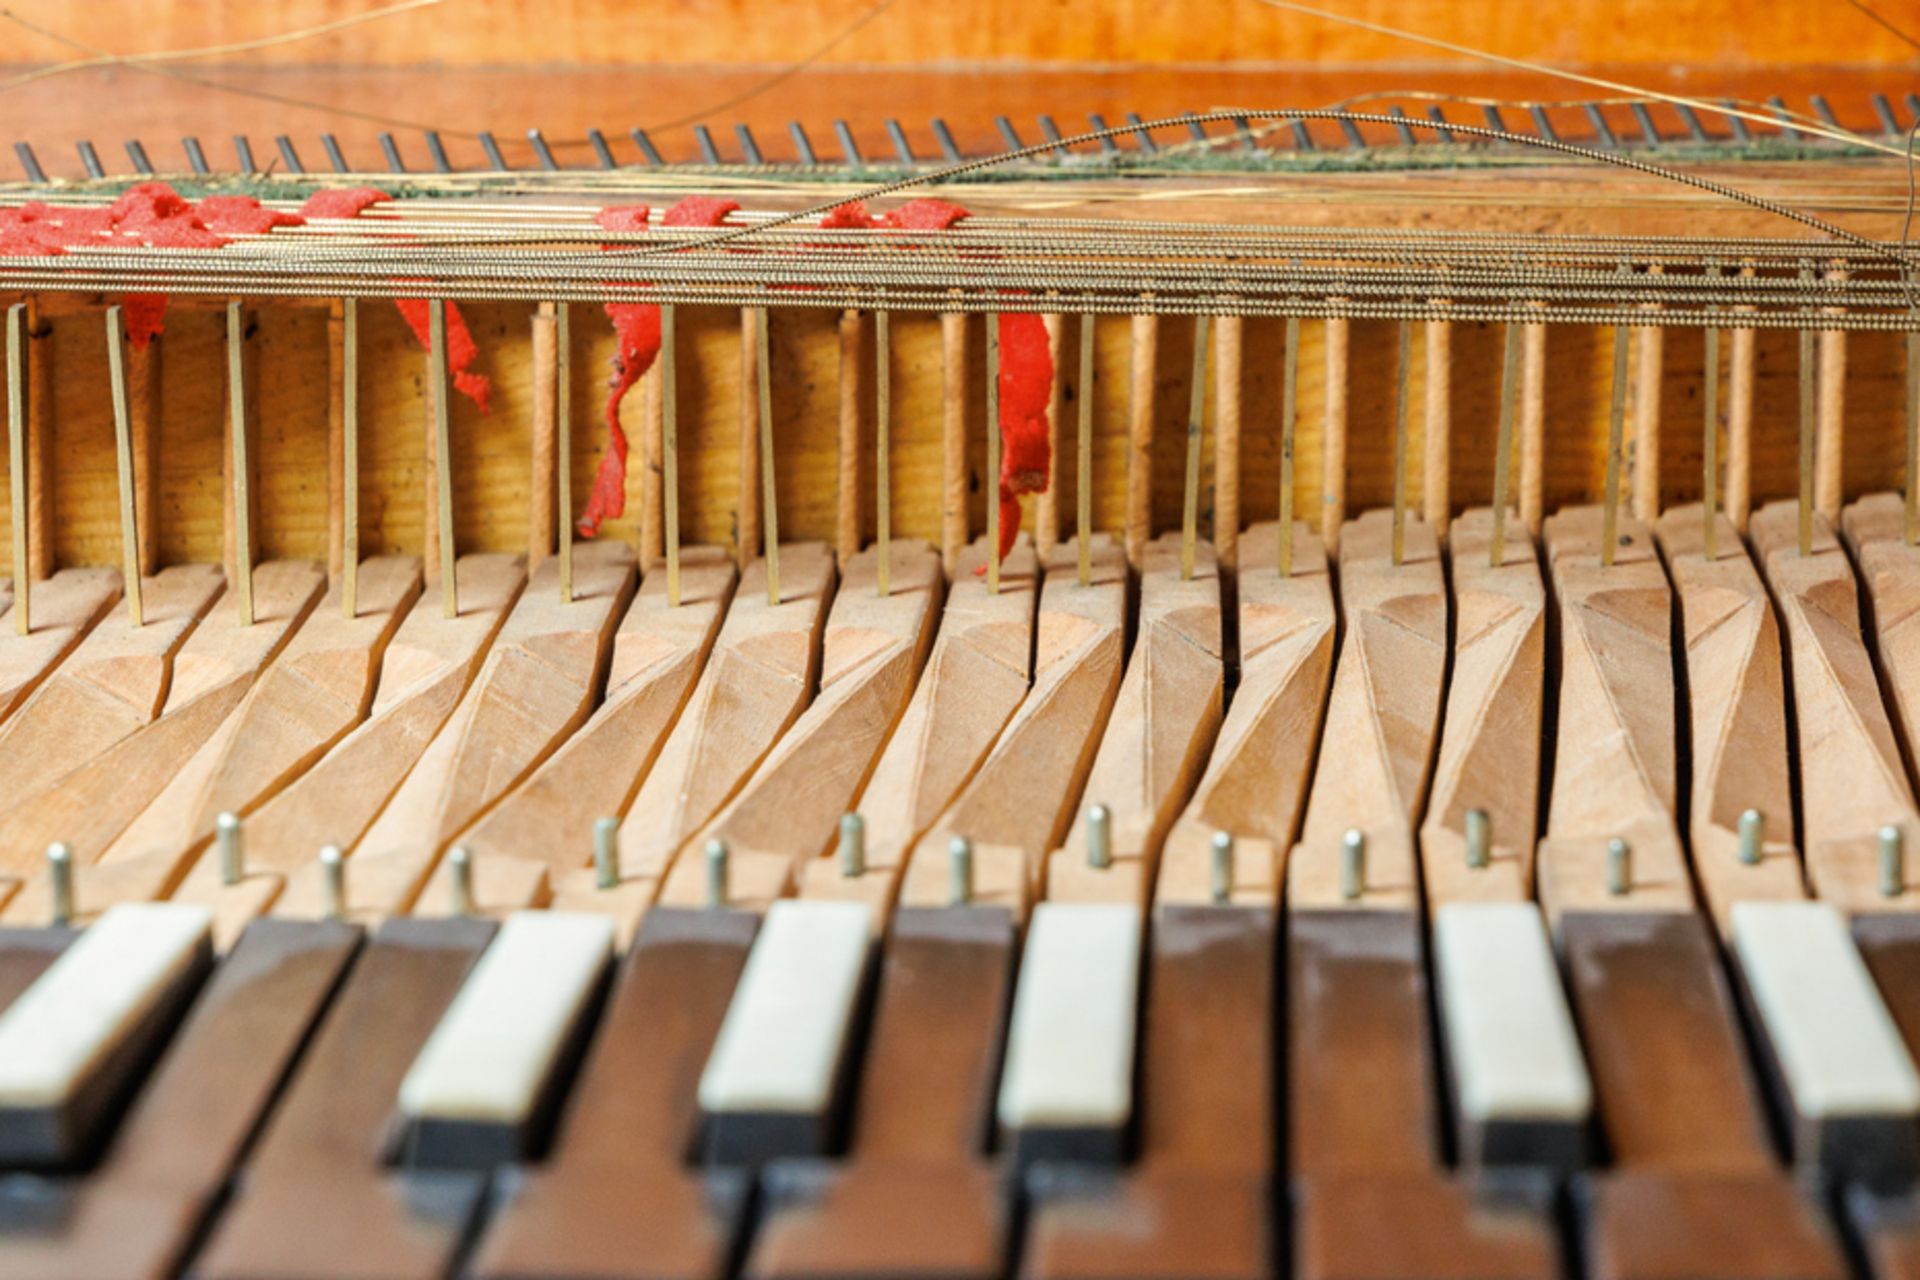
[1434,902,1592,1125]
[0,902,211,1106]
[1732,900,1920,1121]
[996,902,1142,1132]
[699,899,872,1115]
[398,910,615,1124]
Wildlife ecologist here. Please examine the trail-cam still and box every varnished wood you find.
[1296,1176,1557,1280]
[1582,1174,1847,1280]
[1845,494,1920,818]
[0,567,118,724]
[1212,317,1241,570]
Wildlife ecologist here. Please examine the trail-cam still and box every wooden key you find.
[1024,1167,1274,1280]
[472,546,735,896]
[183,553,523,915]
[1580,1173,1847,1280]
[1858,912,1920,1081]
[1846,493,1920,790]
[0,567,119,726]
[1295,1174,1558,1280]
[0,563,223,803]
[1289,908,1437,1176]
[1538,508,1690,919]
[0,903,213,1168]
[709,540,942,912]
[622,543,835,892]
[1753,502,1920,910]
[742,907,1018,1280]
[1289,511,1446,910]
[1161,520,1334,908]
[1046,533,1223,908]
[192,916,495,1280]
[468,907,758,1280]
[0,560,326,878]
[1421,509,1545,907]
[904,537,1128,911]
[1655,505,1803,933]
[1560,910,1775,1172]
[338,541,634,919]
[0,919,360,1280]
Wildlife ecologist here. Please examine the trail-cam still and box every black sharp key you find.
[1088,113,1120,155]
[1125,112,1158,152]
[1387,104,1416,145]
[1877,93,1903,137]
[789,121,818,166]
[1769,95,1802,139]
[478,130,507,169]
[736,125,765,167]
[1585,104,1620,147]
[886,118,915,164]
[1530,105,1560,142]
[76,140,103,179]
[1679,103,1711,142]
[233,135,255,173]
[123,140,152,175]
[182,136,209,175]
[1338,115,1366,148]
[425,129,452,172]
[630,127,663,166]
[931,117,962,161]
[12,143,44,184]
[996,115,1024,152]
[1630,102,1660,145]
[379,131,406,173]
[1725,99,1752,142]
[321,133,348,171]
[1039,114,1065,153]
[527,128,557,171]
[586,127,614,169]
[834,119,863,166]
[1483,104,1509,134]
[275,135,304,174]
[1811,94,1841,129]
[1425,106,1455,143]
[694,124,722,165]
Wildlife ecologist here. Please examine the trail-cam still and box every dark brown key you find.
[1025,1168,1273,1280]
[470,907,759,1280]
[192,916,496,1280]
[0,919,361,1280]
[1854,913,1920,1068]
[1560,911,1775,1173]
[1294,1174,1558,1280]
[1580,1173,1847,1280]
[744,906,1018,1280]
[1289,909,1436,1176]
[0,927,72,1015]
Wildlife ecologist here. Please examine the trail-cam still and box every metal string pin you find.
[1182,313,1211,582]
[1606,837,1632,896]
[839,812,866,878]
[227,302,254,626]
[1086,803,1112,870]
[106,306,143,627]
[1341,828,1365,901]
[216,811,245,887]
[47,842,73,928]
[319,845,346,921]
[1465,808,1491,870]
[1882,825,1905,899]
[448,844,475,917]
[1210,829,1233,904]
[949,835,974,907]
[1738,808,1764,866]
[593,816,619,890]
[706,837,730,909]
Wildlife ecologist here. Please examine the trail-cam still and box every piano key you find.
[1848,1184,1920,1280]
[0,902,212,1167]
[1857,911,1920,1077]
[1732,900,1920,1181]
[1434,902,1591,1169]
[743,906,1018,1280]
[1295,1174,1558,1280]
[0,919,359,1280]
[1026,1165,1273,1280]
[0,927,71,1015]
[699,898,873,1164]
[1289,908,1436,1175]
[1561,910,1775,1171]
[1580,1173,1847,1280]
[469,907,758,1280]
[394,910,614,1169]
[192,916,495,1280]
[997,901,1142,1166]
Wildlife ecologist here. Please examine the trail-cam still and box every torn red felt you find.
[298,187,387,220]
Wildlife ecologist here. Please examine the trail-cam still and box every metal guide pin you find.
[986,312,1001,596]
[756,307,781,606]
[428,299,457,619]
[216,811,245,887]
[1340,828,1365,901]
[1883,825,1906,899]
[448,844,475,917]
[1600,320,1629,569]
[1607,837,1631,896]
[1078,314,1094,588]
[949,835,973,906]
[1279,316,1299,578]
[1490,323,1521,569]
[1182,313,1211,581]
[663,303,682,608]
[47,842,73,928]
[1086,803,1111,870]
[106,306,143,627]
[557,301,573,604]
[706,836,730,909]
[319,845,346,921]
[593,816,619,890]
[1210,830,1233,904]
[1738,808,1764,866]
[7,303,26,636]
[227,302,254,626]
[876,310,892,598]
[342,298,360,619]
[840,812,865,878]
[1465,808,1491,869]
[1390,318,1412,567]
